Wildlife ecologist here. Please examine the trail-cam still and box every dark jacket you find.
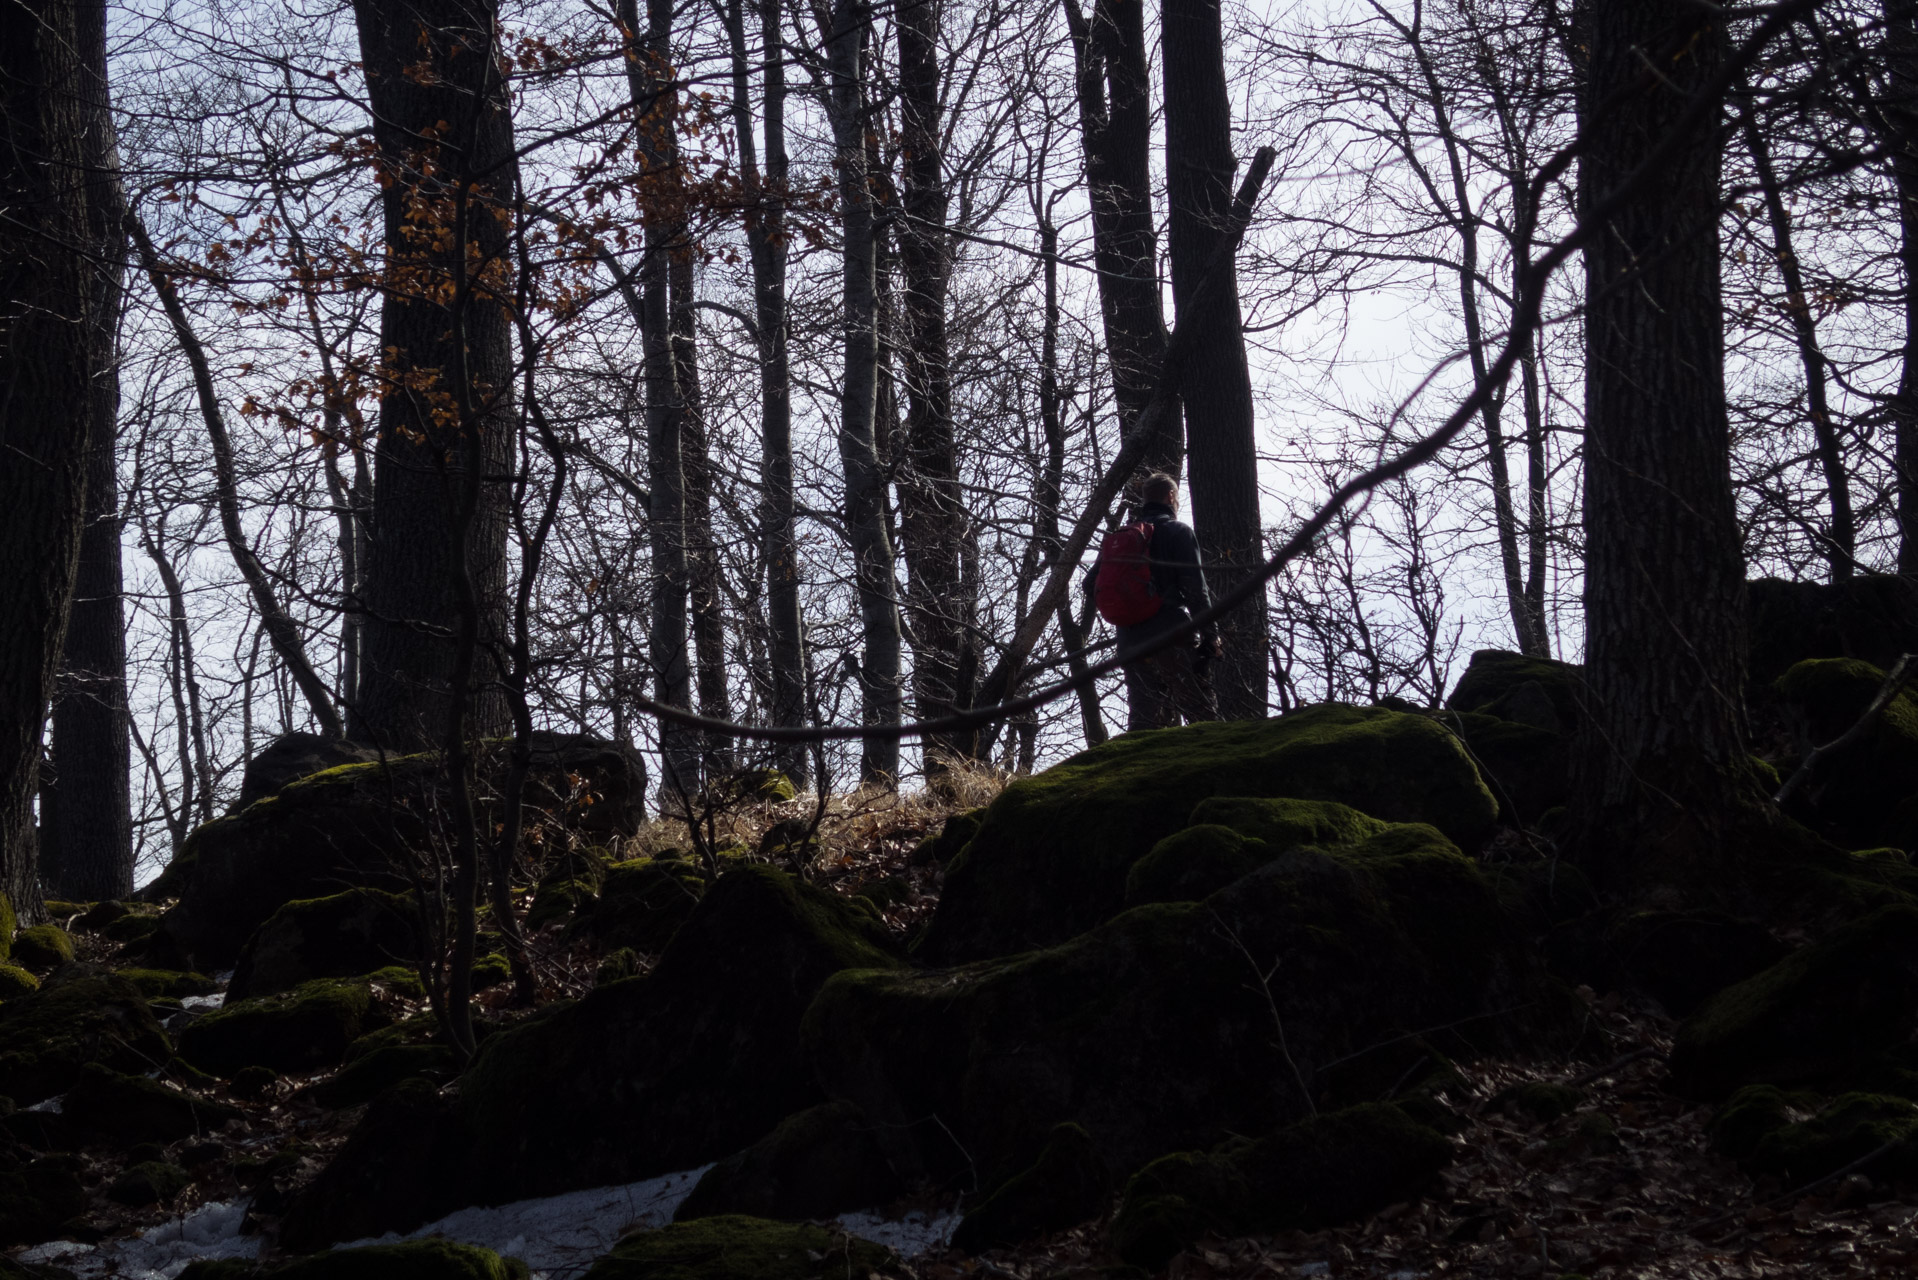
[1085,502,1216,646]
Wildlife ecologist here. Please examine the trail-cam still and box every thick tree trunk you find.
[1743,114,1853,580]
[1573,0,1756,881]
[895,0,973,772]
[44,0,131,901]
[725,0,808,788]
[1064,0,1179,475]
[1161,0,1267,720]
[349,0,516,749]
[0,0,93,920]
[827,0,903,782]
[1888,0,1918,574]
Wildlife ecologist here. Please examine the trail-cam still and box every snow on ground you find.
[11,1164,960,1279]
[18,1199,260,1279]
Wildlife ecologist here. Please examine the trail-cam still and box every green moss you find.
[178,976,389,1077]
[103,913,161,944]
[1445,649,1585,726]
[528,877,595,931]
[1773,658,1918,847]
[229,888,420,1002]
[810,829,1560,1190]
[0,967,37,1000]
[107,1159,191,1206]
[1125,825,1269,906]
[722,769,798,804]
[1670,904,1918,1098]
[1110,1103,1453,1270]
[1749,1092,1918,1184]
[114,968,219,998]
[9,927,72,972]
[952,1123,1111,1252]
[1709,1084,1823,1163]
[911,808,985,866]
[577,857,707,954]
[922,705,1499,964]
[596,948,641,986]
[470,954,511,990]
[1192,795,1390,850]
[270,1240,529,1280]
[583,1215,892,1280]
[0,975,170,1106]
[853,875,912,909]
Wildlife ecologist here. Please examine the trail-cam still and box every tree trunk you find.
[616,0,698,795]
[895,0,973,773]
[0,0,93,920]
[672,255,732,770]
[826,0,903,782]
[1064,0,1179,475]
[44,0,131,901]
[725,0,808,788]
[1574,0,1756,882]
[1743,113,1853,580]
[1161,0,1267,720]
[1887,0,1918,574]
[349,0,516,749]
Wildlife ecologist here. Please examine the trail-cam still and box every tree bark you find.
[349,0,517,749]
[0,0,93,921]
[826,0,903,782]
[1065,0,1179,476]
[1573,0,1756,881]
[617,0,698,794]
[1742,113,1853,580]
[895,0,974,773]
[1161,0,1267,720]
[673,256,732,771]
[43,0,131,901]
[1887,0,1918,574]
[726,0,808,787]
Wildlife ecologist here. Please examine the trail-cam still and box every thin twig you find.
[1774,654,1917,805]
[1690,1139,1901,1238]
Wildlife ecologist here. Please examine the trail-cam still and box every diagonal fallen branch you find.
[1773,653,1916,806]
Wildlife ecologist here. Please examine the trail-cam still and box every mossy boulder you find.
[0,975,170,1106]
[951,1122,1110,1253]
[1772,657,1918,847]
[107,1159,191,1205]
[911,807,985,867]
[112,968,218,999]
[9,928,72,973]
[0,967,37,1000]
[0,1152,87,1246]
[287,867,904,1244]
[1109,1102,1453,1271]
[1124,825,1269,906]
[574,857,706,954]
[64,1063,240,1144]
[228,888,418,1002]
[306,1042,461,1110]
[279,1079,468,1252]
[919,705,1499,964]
[527,852,607,932]
[675,1100,900,1223]
[1709,1084,1824,1163]
[270,1241,529,1280]
[1669,904,1918,1098]
[1748,574,1918,693]
[720,769,797,804]
[1547,909,1790,1018]
[583,1216,893,1280]
[810,826,1566,1189]
[1445,649,1584,730]
[177,976,396,1077]
[1746,1092,1918,1184]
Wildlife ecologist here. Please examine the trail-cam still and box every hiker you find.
[1084,473,1223,731]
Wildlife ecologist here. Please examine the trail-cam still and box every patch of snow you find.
[338,1165,712,1279]
[25,1095,62,1114]
[830,1206,960,1257]
[17,1199,259,1280]
[179,993,224,1014]
[1296,1263,1332,1277]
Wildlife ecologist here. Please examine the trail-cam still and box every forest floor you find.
[22,775,1918,1278]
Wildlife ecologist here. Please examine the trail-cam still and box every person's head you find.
[1141,473,1178,511]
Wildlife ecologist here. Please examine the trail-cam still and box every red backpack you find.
[1095,520,1163,626]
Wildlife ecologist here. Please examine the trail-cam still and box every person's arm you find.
[1167,522,1217,646]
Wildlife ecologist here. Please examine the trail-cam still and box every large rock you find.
[0,975,169,1106]
[153,734,648,969]
[583,1217,893,1280]
[232,733,380,812]
[1772,657,1918,848]
[0,1150,87,1247]
[808,821,1568,1191]
[1748,574,1918,693]
[1108,1103,1453,1270]
[1669,904,1918,1098]
[268,1241,528,1280]
[279,1080,468,1253]
[1444,649,1584,731]
[177,975,401,1077]
[228,889,418,1002]
[674,1101,900,1224]
[950,1122,1110,1253]
[284,867,902,1245]
[573,857,706,954]
[918,705,1499,964]
[63,1063,240,1145]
